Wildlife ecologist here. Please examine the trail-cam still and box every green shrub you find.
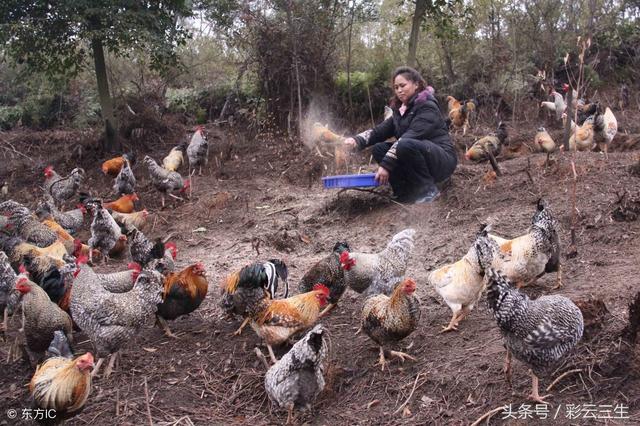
[0,106,23,130]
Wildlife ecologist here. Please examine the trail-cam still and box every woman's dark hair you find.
[390,66,427,108]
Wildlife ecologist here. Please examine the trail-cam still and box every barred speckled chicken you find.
[84,198,123,264]
[221,259,288,335]
[341,228,415,297]
[187,126,209,175]
[143,155,189,207]
[485,200,561,289]
[16,277,73,364]
[125,225,164,268]
[0,251,19,330]
[7,205,58,247]
[298,242,350,314]
[43,166,84,206]
[69,265,163,377]
[265,325,327,424]
[113,157,136,196]
[485,268,583,403]
[36,195,87,235]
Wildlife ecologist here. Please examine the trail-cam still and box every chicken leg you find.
[103,351,119,378]
[318,303,336,319]
[552,265,563,290]
[266,344,278,364]
[156,316,178,338]
[286,404,294,425]
[232,317,250,336]
[440,306,471,333]
[503,350,512,385]
[376,347,416,371]
[91,358,104,378]
[528,370,552,404]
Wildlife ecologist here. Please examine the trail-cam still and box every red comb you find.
[76,255,89,265]
[18,264,28,274]
[127,262,142,272]
[312,283,330,296]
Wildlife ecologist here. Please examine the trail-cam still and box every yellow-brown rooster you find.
[30,332,93,421]
[361,278,420,370]
[251,284,329,363]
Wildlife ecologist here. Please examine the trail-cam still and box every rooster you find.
[465,122,508,162]
[340,229,415,297]
[484,268,583,403]
[534,127,556,166]
[43,166,84,207]
[264,325,327,425]
[156,263,208,338]
[69,266,163,377]
[16,277,73,365]
[221,259,289,335]
[84,198,124,264]
[30,332,93,422]
[163,142,187,172]
[361,278,420,370]
[103,193,139,214]
[298,242,350,317]
[187,126,209,176]
[113,157,136,195]
[428,226,497,333]
[251,284,329,363]
[101,153,136,177]
[482,200,561,289]
[446,96,475,135]
[143,156,190,208]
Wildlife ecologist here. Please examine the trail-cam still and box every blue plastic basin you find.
[322,173,380,189]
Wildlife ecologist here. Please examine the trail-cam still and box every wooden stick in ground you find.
[392,372,424,415]
[144,376,153,426]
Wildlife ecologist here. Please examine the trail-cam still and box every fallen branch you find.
[392,372,424,415]
[546,369,582,392]
[470,405,509,426]
[144,376,153,426]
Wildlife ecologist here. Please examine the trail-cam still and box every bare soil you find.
[1,108,640,425]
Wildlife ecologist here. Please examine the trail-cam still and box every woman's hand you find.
[343,137,358,150]
[375,166,390,185]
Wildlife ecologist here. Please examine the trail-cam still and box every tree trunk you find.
[407,0,428,67]
[441,39,455,82]
[91,38,118,152]
[346,2,355,119]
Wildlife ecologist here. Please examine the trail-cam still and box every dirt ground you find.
[1,107,640,425]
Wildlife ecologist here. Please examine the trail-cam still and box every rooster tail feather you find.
[46,330,73,359]
[221,271,240,294]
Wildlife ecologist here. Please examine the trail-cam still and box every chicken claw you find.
[232,318,250,337]
[376,347,388,371]
[439,323,458,333]
[528,370,552,404]
[389,350,416,363]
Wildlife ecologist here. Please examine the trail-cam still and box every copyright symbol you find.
[6,409,17,419]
